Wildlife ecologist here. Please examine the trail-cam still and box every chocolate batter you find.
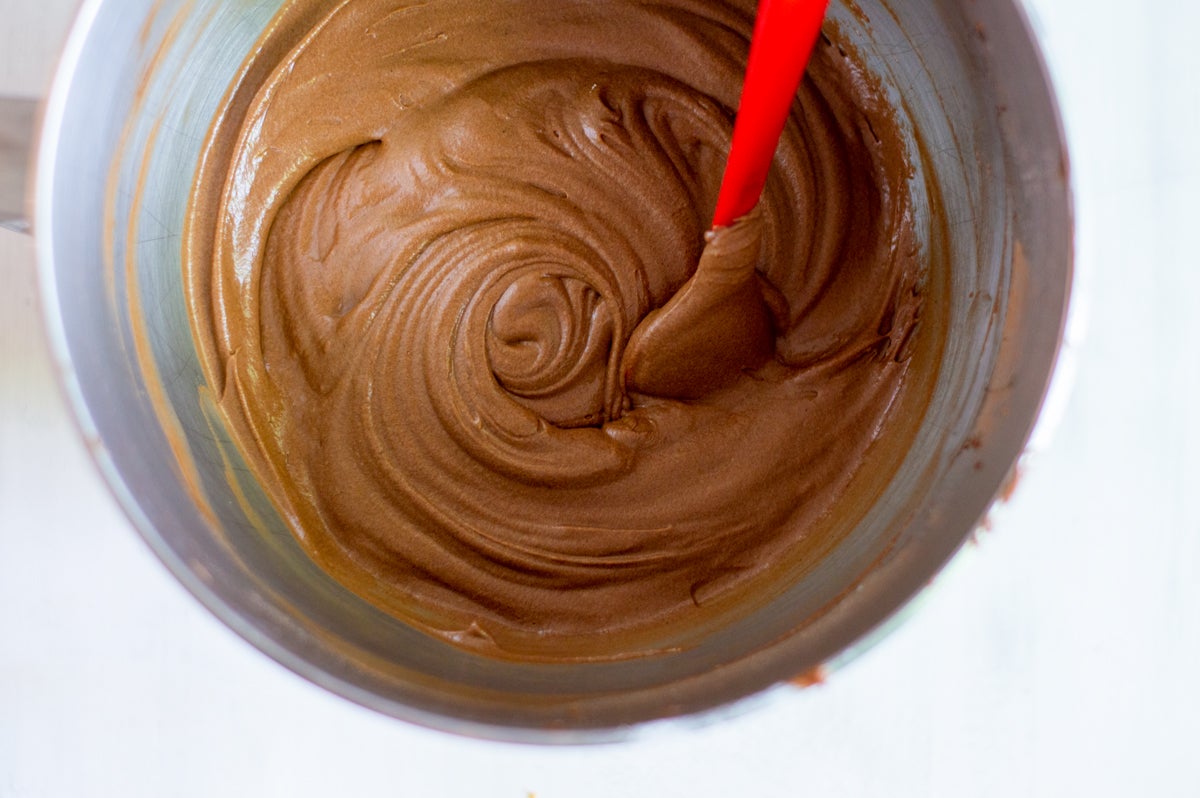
[185,0,938,661]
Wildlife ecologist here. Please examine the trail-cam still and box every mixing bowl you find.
[0,0,1071,740]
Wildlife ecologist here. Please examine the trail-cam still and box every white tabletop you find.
[2,1,1197,795]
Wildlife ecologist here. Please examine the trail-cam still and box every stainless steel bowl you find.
[2,0,1071,740]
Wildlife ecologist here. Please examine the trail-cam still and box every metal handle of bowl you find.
[0,96,37,233]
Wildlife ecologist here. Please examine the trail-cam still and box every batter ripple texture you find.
[185,0,938,661]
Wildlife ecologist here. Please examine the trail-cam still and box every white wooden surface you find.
[2,1,1198,795]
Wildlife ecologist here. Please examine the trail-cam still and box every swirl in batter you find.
[186,0,938,661]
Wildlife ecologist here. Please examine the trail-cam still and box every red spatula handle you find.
[711,0,829,229]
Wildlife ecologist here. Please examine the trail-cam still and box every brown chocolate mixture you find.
[184,0,938,661]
